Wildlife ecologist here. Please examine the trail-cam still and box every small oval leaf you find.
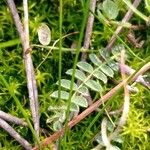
[50,91,69,100]
[77,86,88,96]
[102,0,119,20]
[66,69,86,81]
[100,65,114,77]
[70,103,79,112]
[108,61,119,71]
[53,121,62,131]
[71,95,88,107]
[99,48,110,60]
[85,80,102,92]
[56,79,78,90]
[93,70,108,84]
[77,61,93,73]
[38,23,51,46]
[89,54,102,66]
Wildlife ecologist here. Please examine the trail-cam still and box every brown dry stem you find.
[0,110,27,126]
[0,118,32,150]
[81,0,97,61]
[6,0,39,136]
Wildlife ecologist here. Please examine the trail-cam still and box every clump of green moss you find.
[121,100,150,150]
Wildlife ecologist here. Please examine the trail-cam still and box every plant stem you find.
[58,0,63,148]
[0,118,32,150]
[6,0,40,146]
[63,0,90,147]
[123,0,149,23]
[23,0,40,137]
[0,110,27,126]
[32,44,98,53]
[0,39,20,48]
[0,74,39,148]
[81,0,97,61]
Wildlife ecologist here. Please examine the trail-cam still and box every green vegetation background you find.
[0,0,149,149]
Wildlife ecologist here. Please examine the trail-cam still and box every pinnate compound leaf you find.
[71,96,88,108]
[85,80,102,92]
[56,79,77,90]
[66,69,86,81]
[93,70,108,84]
[89,54,102,66]
[77,61,93,73]
[50,91,69,100]
[100,65,114,77]
[102,0,119,20]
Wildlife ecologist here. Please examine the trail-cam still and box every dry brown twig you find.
[78,0,97,106]
[6,0,39,136]
[0,118,32,150]
[0,110,27,126]
[81,0,97,61]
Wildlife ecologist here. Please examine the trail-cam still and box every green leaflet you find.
[108,61,119,72]
[50,91,88,108]
[53,120,62,131]
[71,96,88,107]
[93,70,108,84]
[77,61,93,73]
[51,90,69,100]
[56,79,78,91]
[78,86,88,96]
[100,64,114,78]
[66,69,86,81]
[85,79,102,92]
[89,53,102,66]
[48,103,79,112]
[102,0,119,20]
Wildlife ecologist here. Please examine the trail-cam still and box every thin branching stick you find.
[0,118,32,150]
[32,60,150,150]
[0,110,27,126]
[81,0,97,60]
[23,0,39,137]
[80,0,97,106]
[106,0,142,50]
[6,0,39,136]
